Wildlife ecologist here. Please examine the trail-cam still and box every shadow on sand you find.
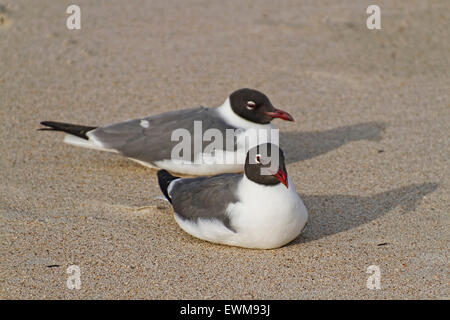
[291,182,438,244]
[280,121,387,163]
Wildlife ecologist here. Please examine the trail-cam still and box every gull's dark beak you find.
[273,168,289,188]
[264,108,294,122]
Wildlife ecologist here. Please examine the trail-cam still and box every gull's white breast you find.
[226,176,308,249]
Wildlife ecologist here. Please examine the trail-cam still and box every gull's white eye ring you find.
[255,154,262,164]
[247,101,256,110]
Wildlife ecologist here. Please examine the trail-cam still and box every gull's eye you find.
[255,154,262,164]
[246,101,256,110]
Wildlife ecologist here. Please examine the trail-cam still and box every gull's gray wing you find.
[169,173,242,231]
[89,107,236,164]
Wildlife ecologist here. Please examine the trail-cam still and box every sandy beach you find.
[0,0,448,299]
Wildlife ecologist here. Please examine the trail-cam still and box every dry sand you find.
[0,0,449,299]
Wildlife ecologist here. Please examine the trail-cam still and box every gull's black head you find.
[229,88,294,124]
[244,143,289,188]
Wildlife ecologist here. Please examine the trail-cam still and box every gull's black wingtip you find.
[38,121,55,131]
[157,170,180,204]
[39,121,97,139]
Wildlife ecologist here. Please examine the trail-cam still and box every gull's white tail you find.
[63,134,117,153]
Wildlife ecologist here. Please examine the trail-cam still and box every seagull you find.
[39,88,294,175]
[157,143,308,249]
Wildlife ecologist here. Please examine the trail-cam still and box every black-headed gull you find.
[40,89,294,175]
[157,143,308,249]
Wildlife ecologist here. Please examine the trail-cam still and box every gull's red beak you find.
[264,108,294,122]
[273,168,289,188]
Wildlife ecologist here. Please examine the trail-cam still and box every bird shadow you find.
[290,182,438,244]
[280,121,387,163]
